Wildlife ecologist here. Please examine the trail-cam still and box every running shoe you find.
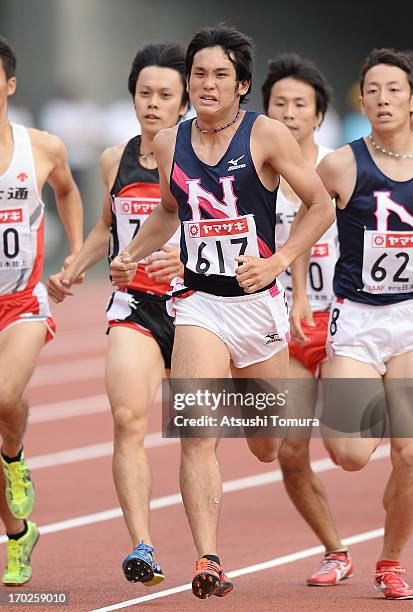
[1,451,35,519]
[122,540,164,586]
[2,521,39,586]
[374,565,413,599]
[192,558,233,599]
[306,551,353,586]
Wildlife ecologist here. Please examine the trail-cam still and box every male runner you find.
[0,36,83,585]
[317,48,413,600]
[262,53,351,586]
[48,43,188,586]
[110,25,334,599]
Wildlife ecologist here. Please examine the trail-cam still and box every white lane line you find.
[27,431,177,469]
[0,443,389,546]
[29,388,162,424]
[88,527,384,611]
[41,325,105,358]
[29,395,109,423]
[30,357,105,387]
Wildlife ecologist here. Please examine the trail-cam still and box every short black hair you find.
[0,36,16,80]
[186,23,255,104]
[360,48,413,94]
[128,42,189,106]
[262,53,331,121]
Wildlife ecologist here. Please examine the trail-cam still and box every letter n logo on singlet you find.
[374,191,413,231]
[186,177,238,220]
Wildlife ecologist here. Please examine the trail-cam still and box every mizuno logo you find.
[265,332,281,345]
[228,155,244,166]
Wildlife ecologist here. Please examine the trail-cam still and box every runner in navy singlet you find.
[48,43,188,587]
[316,49,413,600]
[110,25,334,599]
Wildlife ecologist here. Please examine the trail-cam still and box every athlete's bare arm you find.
[236,117,335,293]
[47,145,122,302]
[29,129,83,260]
[316,145,357,208]
[110,127,181,286]
[288,204,315,342]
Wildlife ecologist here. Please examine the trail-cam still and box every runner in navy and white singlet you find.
[110,25,334,599]
[48,43,188,587]
[262,53,352,587]
[317,49,413,600]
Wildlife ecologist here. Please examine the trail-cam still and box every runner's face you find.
[0,60,16,109]
[267,77,321,144]
[361,64,413,133]
[188,46,249,118]
[134,66,186,136]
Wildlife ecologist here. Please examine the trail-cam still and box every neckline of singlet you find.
[187,110,248,169]
[134,135,158,175]
[359,137,413,186]
[0,122,19,181]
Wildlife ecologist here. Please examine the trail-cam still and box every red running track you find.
[1,278,411,611]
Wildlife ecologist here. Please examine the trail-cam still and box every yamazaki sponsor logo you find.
[118,200,159,215]
[188,218,249,238]
[371,233,413,248]
[0,208,23,223]
[311,243,329,257]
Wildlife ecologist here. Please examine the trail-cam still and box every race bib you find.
[0,207,33,271]
[306,241,336,307]
[114,197,180,262]
[277,240,336,308]
[362,230,413,294]
[183,214,259,277]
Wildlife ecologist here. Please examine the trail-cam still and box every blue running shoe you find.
[122,540,164,586]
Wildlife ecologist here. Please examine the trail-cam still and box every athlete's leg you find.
[322,355,382,471]
[0,322,46,532]
[173,325,230,559]
[231,346,288,462]
[277,357,343,551]
[379,350,413,562]
[105,326,164,547]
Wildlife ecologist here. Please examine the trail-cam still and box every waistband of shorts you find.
[118,288,168,303]
[0,287,34,303]
[184,267,276,297]
[191,287,279,304]
[335,296,413,311]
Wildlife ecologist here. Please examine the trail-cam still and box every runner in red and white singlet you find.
[262,53,351,587]
[0,36,83,586]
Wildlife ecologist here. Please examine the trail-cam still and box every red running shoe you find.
[192,558,233,599]
[374,566,413,599]
[306,552,353,586]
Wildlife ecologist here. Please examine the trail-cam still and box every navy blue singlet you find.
[334,138,413,305]
[170,111,278,296]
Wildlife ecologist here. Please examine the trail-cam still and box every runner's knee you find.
[112,405,146,440]
[278,439,310,476]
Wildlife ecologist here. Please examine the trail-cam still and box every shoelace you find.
[7,463,31,501]
[375,566,409,589]
[135,541,154,563]
[6,540,22,573]
[317,553,347,574]
[196,559,220,574]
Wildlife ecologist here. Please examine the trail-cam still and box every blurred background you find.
[1,0,411,270]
